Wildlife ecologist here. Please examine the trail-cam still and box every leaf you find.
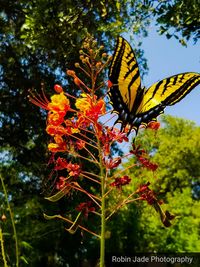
[20,256,29,264]
[44,213,83,234]
[65,212,82,234]
[21,241,33,250]
[45,186,71,202]
[43,213,62,220]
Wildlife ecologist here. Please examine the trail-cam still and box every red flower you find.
[76,201,95,218]
[136,182,162,205]
[100,127,128,156]
[76,140,85,150]
[136,182,151,193]
[110,175,131,189]
[56,176,67,190]
[66,162,81,178]
[130,144,158,171]
[54,157,69,170]
[104,157,121,169]
[138,157,158,171]
[147,121,160,131]
[136,182,157,205]
[130,144,146,157]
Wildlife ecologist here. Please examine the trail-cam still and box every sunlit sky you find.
[125,25,200,125]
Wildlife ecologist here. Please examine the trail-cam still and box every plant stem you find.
[0,175,19,267]
[0,227,9,267]
[100,174,106,267]
[97,138,106,267]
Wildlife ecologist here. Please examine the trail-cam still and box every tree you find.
[151,0,200,44]
[107,115,200,254]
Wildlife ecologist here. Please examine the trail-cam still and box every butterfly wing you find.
[134,72,200,127]
[108,36,200,134]
[108,36,144,128]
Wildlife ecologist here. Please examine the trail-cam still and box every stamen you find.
[28,88,50,110]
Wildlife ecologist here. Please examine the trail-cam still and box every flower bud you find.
[74,63,80,68]
[102,53,107,58]
[96,62,102,68]
[66,70,76,77]
[54,84,63,93]
[83,43,89,49]
[108,55,113,61]
[1,214,6,221]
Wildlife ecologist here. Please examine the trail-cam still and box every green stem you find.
[0,175,19,267]
[97,139,106,267]
[0,227,9,267]
[100,174,106,267]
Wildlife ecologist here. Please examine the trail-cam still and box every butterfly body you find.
[108,36,200,134]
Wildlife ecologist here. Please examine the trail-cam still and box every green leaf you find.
[20,256,29,264]
[65,212,82,234]
[43,213,62,220]
[21,241,33,250]
[45,186,71,202]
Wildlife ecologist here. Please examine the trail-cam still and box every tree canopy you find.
[107,115,200,254]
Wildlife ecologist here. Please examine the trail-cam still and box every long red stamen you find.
[28,88,50,110]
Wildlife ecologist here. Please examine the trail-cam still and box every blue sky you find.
[140,25,200,125]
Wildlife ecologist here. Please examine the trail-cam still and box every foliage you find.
[112,115,200,253]
[151,0,200,44]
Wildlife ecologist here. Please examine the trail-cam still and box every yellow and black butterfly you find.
[108,36,200,134]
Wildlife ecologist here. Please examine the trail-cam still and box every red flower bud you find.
[54,84,63,93]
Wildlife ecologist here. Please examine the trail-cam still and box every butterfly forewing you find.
[109,36,142,113]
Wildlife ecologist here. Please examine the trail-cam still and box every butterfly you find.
[108,36,200,134]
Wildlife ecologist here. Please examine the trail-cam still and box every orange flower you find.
[75,93,105,122]
[64,119,80,134]
[75,93,92,111]
[47,110,66,126]
[48,92,70,112]
[48,135,67,152]
[46,125,66,136]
